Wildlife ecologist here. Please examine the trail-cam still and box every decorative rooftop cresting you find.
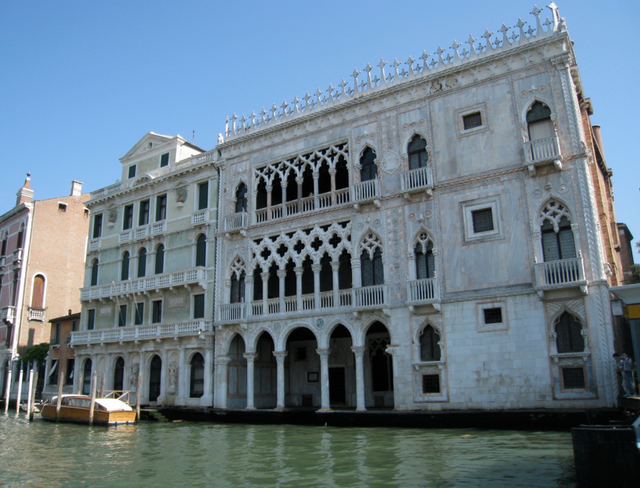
[223,4,563,141]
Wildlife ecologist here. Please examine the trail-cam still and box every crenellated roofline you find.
[221,3,565,143]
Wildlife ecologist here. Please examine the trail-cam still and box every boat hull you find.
[40,400,136,425]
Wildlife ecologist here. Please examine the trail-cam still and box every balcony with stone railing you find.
[406,277,441,310]
[224,212,248,234]
[401,167,433,199]
[1,306,16,324]
[218,286,382,324]
[71,320,212,346]
[254,188,350,224]
[80,267,207,302]
[534,256,587,294]
[27,307,45,322]
[523,135,562,174]
[352,180,381,209]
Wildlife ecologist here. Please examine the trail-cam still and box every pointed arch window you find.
[149,355,162,402]
[190,353,205,398]
[235,183,248,213]
[414,234,435,280]
[360,147,377,182]
[420,325,441,361]
[361,233,384,287]
[230,271,246,304]
[408,135,428,170]
[527,101,553,141]
[155,244,165,275]
[90,259,99,286]
[196,234,206,267]
[555,312,584,353]
[82,359,92,395]
[540,201,576,262]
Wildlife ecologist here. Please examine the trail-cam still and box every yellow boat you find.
[40,395,136,425]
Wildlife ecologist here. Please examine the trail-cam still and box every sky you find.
[1,1,638,260]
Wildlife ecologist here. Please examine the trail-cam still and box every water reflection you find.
[0,414,575,487]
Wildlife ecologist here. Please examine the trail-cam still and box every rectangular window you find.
[58,203,67,212]
[463,112,483,130]
[52,323,61,345]
[561,367,586,391]
[198,181,209,210]
[194,294,205,319]
[128,165,136,179]
[48,359,59,386]
[118,305,127,327]
[66,358,75,385]
[422,374,441,394]
[156,195,167,221]
[134,302,144,325]
[71,320,78,332]
[483,307,502,324]
[160,153,169,167]
[93,214,102,238]
[152,300,162,323]
[472,208,494,233]
[123,204,133,230]
[87,309,95,330]
[139,200,150,226]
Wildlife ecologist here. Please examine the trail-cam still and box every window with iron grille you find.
[555,312,584,353]
[422,374,441,394]
[463,112,482,130]
[483,307,503,324]
[472,208,494,233]
[561,367,586,390]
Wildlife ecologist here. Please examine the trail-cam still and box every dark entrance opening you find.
[329,367,346,405]
[149,355,162,402]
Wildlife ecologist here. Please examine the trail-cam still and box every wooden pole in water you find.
[26,366,34,419]
[88,370,97,426]
[136,371,142,422]
[3,362,13,414]
[77,372,83,395]
[55,365,65,422]
[99,372,105,397]
[15,364,23,414]
[28,367,38,421]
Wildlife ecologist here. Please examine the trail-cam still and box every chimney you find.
[70,180,83,196]
[16,173,34,206]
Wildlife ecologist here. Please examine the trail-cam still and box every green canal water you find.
[0,413,576,487]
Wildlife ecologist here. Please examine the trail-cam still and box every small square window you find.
[463,198,501,242]
[58,203,67,212]
[422,374,441,394]
[463,112,483,130]
[128,165,136,179]
[472,208,494,233]
[483,307,502,324]
[561,367,586,391]
[160,153,169,167]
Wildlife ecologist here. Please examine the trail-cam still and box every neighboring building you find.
[617,223,636,285]
[1,177,90,401]
[73,5,627,413]
[71,133,217,405]
[42,311,80,399]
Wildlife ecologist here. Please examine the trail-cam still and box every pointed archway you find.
[365,322,394,408]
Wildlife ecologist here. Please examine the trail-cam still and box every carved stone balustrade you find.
[534,257,587,294]
[71,320,212,346]
[524,135,563,174]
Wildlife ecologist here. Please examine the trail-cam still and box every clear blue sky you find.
[1,1,638,260]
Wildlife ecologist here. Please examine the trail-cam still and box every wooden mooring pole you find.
[3,362,13,414]
[28,367,38,421]
[55,365,65,422]
[15,364,23,414]
[88,370,97,426]
[136,371,142,422]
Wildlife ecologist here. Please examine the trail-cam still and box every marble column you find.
[273,351,288,410]
[329,168,336,205]
[243,352,257,410]
[245,274,254,317]
[266,185,272,220]
[316,348,331,411]
[295,267,303,311]
[176,347,186,405]
[312,264,321,309]
[261,272,269,314]
[385,345,399,410]
[277,269,287,313]
[214,356,231,409]
[202,347,214,406]
[331,261,340,307]
[351,346,366,411]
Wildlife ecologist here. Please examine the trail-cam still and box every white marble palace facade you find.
[73,5,624,412]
